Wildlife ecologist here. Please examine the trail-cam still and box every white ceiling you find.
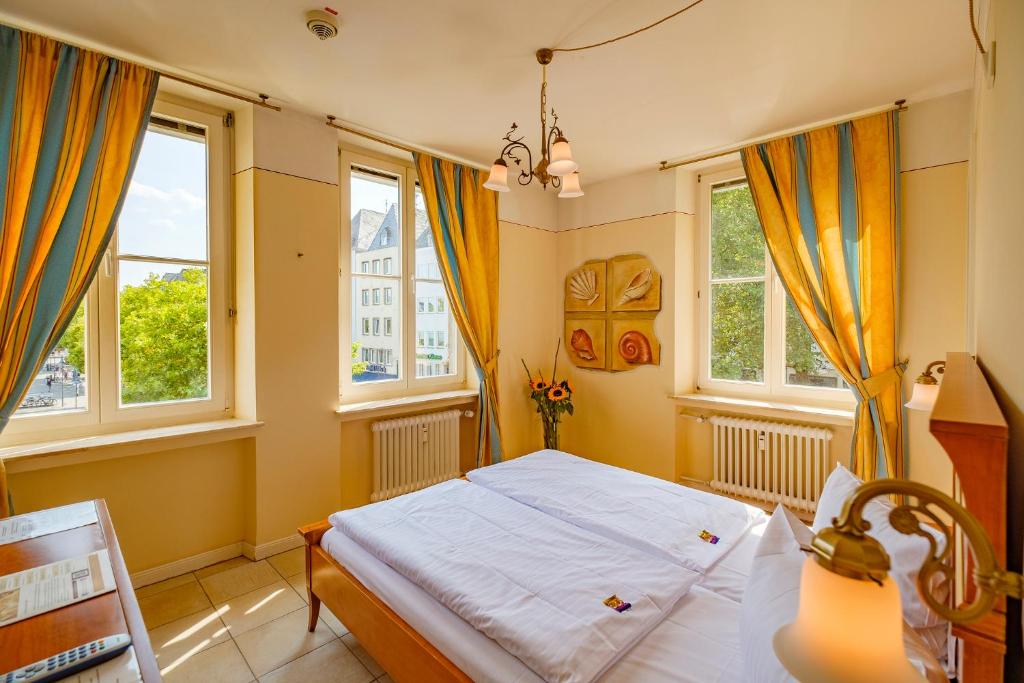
[0,0,974,182]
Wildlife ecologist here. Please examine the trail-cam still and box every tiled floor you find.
[136,548,392,683]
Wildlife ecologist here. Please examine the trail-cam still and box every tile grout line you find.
[191,567,260,682]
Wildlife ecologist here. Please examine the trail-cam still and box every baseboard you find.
[241,533,305,561]
[130,542,244,588]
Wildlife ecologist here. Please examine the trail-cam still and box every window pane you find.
[785,296,849,389]
[711,182,764,279]
[119,261,209,404]
[119,128,208,261]
[351,274,400,383]
[416,280,455,378]
[14,302,87,416]
[710,281,764,382]
[350,167,401,384]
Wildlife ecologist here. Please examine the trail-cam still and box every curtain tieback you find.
[853,363,906,402]
[481,356,498,377]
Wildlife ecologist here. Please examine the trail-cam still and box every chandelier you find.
[484,49,584,198]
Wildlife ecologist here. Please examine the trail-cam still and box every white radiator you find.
[371,409,462,502]
[709,415,833,513]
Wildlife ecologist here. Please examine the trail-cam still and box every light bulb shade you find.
[558,172,584,199]
[483,160,510,192]
[774,558,924,683]
[904,382,939,412]
[547,137,578,176]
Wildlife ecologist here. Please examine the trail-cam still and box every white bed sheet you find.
[322,526,748,683]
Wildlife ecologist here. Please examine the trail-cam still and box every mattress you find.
[321,516,765,683]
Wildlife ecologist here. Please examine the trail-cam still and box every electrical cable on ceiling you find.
[968,0,987,55]
[551,0,707,54]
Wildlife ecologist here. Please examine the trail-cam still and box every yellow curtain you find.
[741,111,904,480]
[414,154,503,466]
[0,27,159,515]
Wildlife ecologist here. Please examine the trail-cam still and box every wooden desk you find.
[0,500,159,681]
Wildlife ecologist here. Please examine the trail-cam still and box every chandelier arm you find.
[826,479,1023,625]
[500,139,534,184]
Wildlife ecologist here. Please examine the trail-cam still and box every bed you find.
[301,354,1008,682]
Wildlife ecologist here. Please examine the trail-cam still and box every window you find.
[5,102,230,439]
[362,318,370,335]
[699,170,849,401]
[437,331,447,347]
[361,261,369,274]
[437,297,445,313]
[342,152,463,399]
[361,290,369,306]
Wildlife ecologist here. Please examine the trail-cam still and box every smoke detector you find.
[306,7,339,40]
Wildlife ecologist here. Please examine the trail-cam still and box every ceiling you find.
[0,0,974,183]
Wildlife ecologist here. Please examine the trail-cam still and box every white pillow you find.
[812,464,948,632]
[740,505,812,682]
[740,505,947,683]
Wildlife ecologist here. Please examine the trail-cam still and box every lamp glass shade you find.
[773,558,924,683]
[904,382,939,412]
[558,172,584,199]
[483,161,510,192]
[547,138,578,176]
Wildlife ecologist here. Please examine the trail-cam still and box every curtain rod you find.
[0,20,281,111]
[325,116,488,171]
[657,99,906,171]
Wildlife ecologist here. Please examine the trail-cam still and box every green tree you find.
[119,268,209,404]
[709,184,767,381]
[58,303,86,374]
[352,342,367,377]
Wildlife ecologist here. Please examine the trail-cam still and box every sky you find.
[118,129,207,286]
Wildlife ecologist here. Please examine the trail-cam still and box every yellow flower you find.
[547,385,568,402]
[559,379,574,393]
[530,377,550,392]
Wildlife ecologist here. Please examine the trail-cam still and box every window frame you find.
[1,98,233,442]
[697,167,853,406]
[339,148,466,402]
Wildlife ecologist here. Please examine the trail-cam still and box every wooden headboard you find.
[929,352,1009,682]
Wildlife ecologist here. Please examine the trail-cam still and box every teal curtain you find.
[0,26,159,515]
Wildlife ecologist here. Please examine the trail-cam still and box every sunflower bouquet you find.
[522,339,574,450]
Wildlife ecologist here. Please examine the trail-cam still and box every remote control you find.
[2,633,132,683]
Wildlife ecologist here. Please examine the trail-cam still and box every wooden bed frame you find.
[300,352,1010,683]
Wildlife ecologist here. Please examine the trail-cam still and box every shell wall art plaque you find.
[564,260,607,312]
[563,254,662,372]
[610,319,661,372]
[565,319,606,370]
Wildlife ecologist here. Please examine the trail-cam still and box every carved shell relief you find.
[569,268,599,306]
[618,331,653,364]
[618,268,653,305]
[570,328,597,361]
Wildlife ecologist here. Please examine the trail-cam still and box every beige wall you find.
[497,221,560,460]
[10,440,249,571]
[969,0,1024,675]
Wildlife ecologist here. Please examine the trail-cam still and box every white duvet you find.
[468,450,765,574]
[330,479,698,683]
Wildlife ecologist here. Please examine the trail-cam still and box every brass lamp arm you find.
[816,479,1023,625]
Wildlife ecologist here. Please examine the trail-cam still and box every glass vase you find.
[542,416,559,450]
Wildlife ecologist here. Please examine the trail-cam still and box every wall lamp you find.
[904,360,945,412]
[774,479,1023,682]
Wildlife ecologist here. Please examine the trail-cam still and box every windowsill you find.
[671,393,855,427]
[337,389,478,423]
[0,418,264,473]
